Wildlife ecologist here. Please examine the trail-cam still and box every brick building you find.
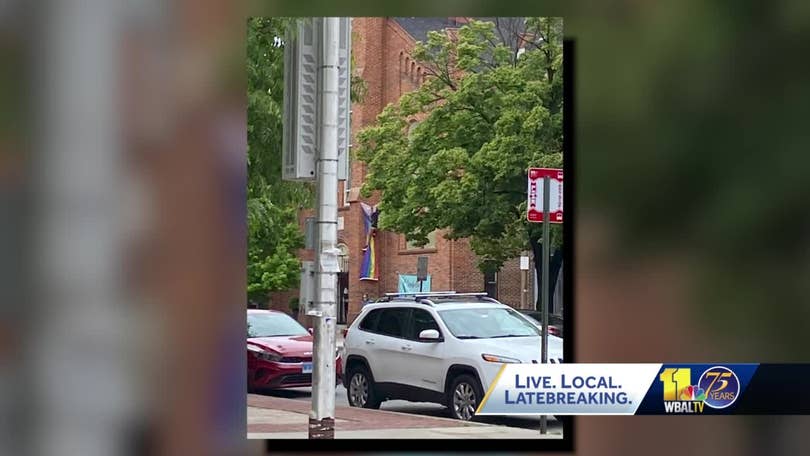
[269,17,552,325]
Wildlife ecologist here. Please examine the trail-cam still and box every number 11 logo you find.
[660,367,707,402]
[659,368,691,401]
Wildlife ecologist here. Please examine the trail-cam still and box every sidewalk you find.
[247,394,562,439]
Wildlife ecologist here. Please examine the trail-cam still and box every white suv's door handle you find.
[365,340,375,345]
[401,345,412,351]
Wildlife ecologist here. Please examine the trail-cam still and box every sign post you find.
[417,256,428,293]
[527,167,563,435]
[539,175,551,434]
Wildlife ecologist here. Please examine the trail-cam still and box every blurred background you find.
[1,0,809,455]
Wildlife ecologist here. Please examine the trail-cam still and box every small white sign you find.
[320,259,340,273]
[520,256,530,270]
[320,249,341,273]
[337,216,344,231]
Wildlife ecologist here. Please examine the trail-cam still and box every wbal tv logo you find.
[659,366,740,413]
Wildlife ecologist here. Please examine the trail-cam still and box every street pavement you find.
[251,385,562,434]
[248,393,562,439]
[250,325,563,437]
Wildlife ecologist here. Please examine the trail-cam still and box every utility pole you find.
[539,175,550,434]
[309,17,340,440]
[34,3,135,455]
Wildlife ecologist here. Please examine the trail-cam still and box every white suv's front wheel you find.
[448,374,483,420]
[346,366,381,409]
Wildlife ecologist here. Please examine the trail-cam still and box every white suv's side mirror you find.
[418,329,441,341]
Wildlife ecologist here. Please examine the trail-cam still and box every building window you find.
[484,271,498,299]
[404,231,436,251]
[337,243,349,273]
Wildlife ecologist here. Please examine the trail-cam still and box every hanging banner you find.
[359,202,379,281]
[397,274,431,293]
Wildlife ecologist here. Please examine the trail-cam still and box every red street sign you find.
[527,167,563,223]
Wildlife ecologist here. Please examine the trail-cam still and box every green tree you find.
[247,17,308,303]
[355,18,563,298]
[247,17,366,303]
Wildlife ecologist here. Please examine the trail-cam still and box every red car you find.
[247,309,342,391]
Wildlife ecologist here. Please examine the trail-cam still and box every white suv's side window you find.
[408,309,441,341]
[358,309,383,332]
[375,308,410,339]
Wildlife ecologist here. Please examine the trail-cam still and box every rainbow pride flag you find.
[359,202,379,281]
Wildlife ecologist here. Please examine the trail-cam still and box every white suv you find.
[342,292,564,420]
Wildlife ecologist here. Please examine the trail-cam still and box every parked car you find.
[247,309,342,391]
[517,310,563,337]
[342,292,564,420]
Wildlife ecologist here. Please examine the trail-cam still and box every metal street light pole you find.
[540,175,550,434]
[309,17,340,439]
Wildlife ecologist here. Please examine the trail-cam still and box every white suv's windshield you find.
[438,307,540,339]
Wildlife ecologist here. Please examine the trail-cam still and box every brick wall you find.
[266,18,530,327]
[345,17,430,323]
[450,237,483,293]
[266,289,297,314]
[497,257,523,308]
[378,230,452,295]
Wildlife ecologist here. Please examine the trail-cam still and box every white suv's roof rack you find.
[384,291,456,296]
[384,291,489,297]
[378,292,497,305]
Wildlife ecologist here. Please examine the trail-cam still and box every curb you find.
[248,394,490,427]
[342,404,490,427]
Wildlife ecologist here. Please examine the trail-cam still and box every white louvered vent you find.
[283,18,351,182]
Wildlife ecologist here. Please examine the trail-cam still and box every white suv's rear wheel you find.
[448,374,482,420]
[347,366,381,409]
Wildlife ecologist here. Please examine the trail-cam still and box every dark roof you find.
[393,17,524,46]
[393,17,454,43]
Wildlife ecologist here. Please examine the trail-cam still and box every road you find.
[253,385,562,433]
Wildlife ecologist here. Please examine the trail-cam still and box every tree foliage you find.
[247,18,367,301]
[247,17,308,301]
[356,18,563,272]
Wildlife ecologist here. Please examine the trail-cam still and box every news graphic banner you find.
[476,364,810,415]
